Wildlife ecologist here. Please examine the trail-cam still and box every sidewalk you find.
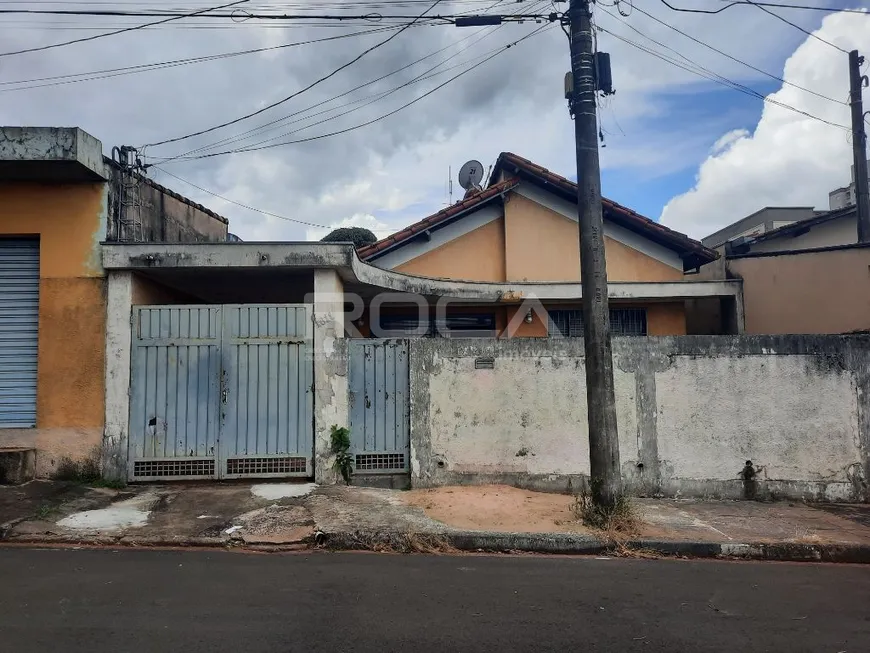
[3,481,870,562]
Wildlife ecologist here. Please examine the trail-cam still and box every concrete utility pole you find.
[568,0,622,507]
[849,50,870,242]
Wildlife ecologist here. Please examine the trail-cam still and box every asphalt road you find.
[1,548,868,652]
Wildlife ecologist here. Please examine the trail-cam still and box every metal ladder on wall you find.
[112,145,144,242]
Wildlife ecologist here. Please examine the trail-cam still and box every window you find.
[377,313,496,337]
[548,308,647,337]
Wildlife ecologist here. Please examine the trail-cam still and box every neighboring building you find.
[829,161,869,211]
[0,127,227,478]
[694,204,868,334]
[358,152,734,337]
[727,205,858,255]
[701,206,820,250]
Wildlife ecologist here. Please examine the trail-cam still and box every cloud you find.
[660,10,870,240]
[2,2,856,242]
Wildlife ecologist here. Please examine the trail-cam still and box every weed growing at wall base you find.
[572,489,639,534]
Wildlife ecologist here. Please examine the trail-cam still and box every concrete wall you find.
[396,218,506,281]
[729,246,870,334]
[410,336,870,501]
[0,182,108,475]
[105,165,228,243]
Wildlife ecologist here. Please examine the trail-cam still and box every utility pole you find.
[568,0,621,507]
[456,2,622,507]
[849,50,870,242]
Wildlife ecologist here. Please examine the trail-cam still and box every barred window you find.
[548,308,647,337]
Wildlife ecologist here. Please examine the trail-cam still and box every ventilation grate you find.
[226,456,307,476]
[355,453,406,471]
[133,459,215,478]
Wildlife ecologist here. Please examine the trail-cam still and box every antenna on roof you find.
[458,160,484,197]
[448,165,453,205]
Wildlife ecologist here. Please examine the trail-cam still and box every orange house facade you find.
[357,153,741,338]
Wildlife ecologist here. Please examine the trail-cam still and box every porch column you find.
[102,271,133,482]
[312,269,348,484]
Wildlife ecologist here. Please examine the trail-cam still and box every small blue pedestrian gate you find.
[128,304,313,481]
[348,339,410,474]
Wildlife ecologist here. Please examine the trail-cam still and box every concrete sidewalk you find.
[3,481,870,562]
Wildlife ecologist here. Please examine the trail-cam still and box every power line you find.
[742,0,849,54]
[164,0,550,159]
[156,23,553,162]
[656,1,869,15]
[0,25,401,92]
[0,0,249,58]
[154,26,509,163]
[164,22,505,160]
[154,167,330,228]
[608,4,845,105]
[142,0,446,149]
[596,24,851,132]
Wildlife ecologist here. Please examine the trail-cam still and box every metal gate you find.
[348,340,410,474]
[128,305,312,481]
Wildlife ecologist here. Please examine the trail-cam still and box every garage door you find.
[0,239,39,428]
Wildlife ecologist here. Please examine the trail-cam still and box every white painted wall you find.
[412,338,866,500]
[425,356,637,476]
[655,355,860,483]
[749,215,857,253]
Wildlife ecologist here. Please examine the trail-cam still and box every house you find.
[701,206,821,250]
[357,152,740,337]
[695,204,870,335]
[0,127,228,479]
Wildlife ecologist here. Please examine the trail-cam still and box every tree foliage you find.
[321,227,377,248]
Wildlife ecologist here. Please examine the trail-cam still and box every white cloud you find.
[660,10,870,240]
[305,213,393,241]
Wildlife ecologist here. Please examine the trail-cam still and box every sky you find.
[1,1,868,242]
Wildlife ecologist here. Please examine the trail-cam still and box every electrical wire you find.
[153,167,330,228]
[741,0,849,54]
[596,24,851,132]
[154,23,554,163]
[0,0,249,58]
[601,4,845,105]
[656,1,869,15]
[0,25,402,92]
[164,23,505,160]
[142,0,446,148]
[166,0,552,159]
[153,27,509,163]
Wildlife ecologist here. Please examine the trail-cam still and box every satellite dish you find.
[458,160,484,190]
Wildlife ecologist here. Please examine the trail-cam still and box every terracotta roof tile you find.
[357,177,519,260]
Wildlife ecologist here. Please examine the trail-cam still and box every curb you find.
[5,529,870,563]
[322,530,870,563]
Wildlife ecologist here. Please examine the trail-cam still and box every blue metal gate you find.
[348,340,410,473]
[221,305,313,479]
[128,305,312,481]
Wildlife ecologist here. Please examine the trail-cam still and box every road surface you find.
[0,548,868,652]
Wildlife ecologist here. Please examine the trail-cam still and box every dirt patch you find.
[401,485,593,534]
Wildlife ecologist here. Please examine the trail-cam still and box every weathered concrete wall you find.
[0,181,108,477]
[105,164,228,243]
[312,269,348,484]
[410,336,870,501]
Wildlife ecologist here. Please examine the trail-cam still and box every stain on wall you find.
[410,336,869,501]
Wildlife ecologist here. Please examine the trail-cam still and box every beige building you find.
[359,152,738,337]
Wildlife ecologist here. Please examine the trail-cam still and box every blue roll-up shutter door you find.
[0,239,39,427]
